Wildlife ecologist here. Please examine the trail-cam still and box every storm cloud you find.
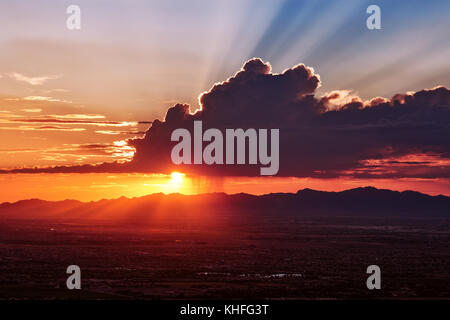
[3,58,450,179]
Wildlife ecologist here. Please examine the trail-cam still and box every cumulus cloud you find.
[2,58,449,179]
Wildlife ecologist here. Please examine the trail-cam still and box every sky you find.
[0,0,449,201]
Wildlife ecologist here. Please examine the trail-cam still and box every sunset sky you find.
[0,0,449,201]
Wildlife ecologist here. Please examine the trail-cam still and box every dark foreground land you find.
[0,187,449,299]
[0,215,449,299]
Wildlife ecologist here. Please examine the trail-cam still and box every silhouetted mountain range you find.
[0,187,448,222]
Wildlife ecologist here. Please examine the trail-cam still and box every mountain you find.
[0,187,448,222]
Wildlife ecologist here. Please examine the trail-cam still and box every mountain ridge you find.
[1,186,448,221]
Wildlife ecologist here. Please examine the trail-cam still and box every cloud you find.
[1,58,449,179]
[8,72,61,85]
[23,96,71,103]
[6,96,72,103]
[20,108,42,113]
[0,125,86,132]
[49,141,135,160]
[95,130,146,135]
[48,114,105,119]
[43,89,69,94]
[9,118,137,127]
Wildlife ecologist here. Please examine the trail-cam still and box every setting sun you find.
[170,172,185,185]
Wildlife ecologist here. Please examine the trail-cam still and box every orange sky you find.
[0,173,448,203]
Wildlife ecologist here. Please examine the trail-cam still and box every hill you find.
[0,187,448,222]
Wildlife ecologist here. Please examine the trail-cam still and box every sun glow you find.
[170,172,185,185]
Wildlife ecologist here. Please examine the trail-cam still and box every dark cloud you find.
[2,58,449,179]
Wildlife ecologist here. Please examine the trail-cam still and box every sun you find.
[170,172,184,185]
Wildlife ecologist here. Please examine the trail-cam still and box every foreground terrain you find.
[0,216,449,299]
[0,187,449,299]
